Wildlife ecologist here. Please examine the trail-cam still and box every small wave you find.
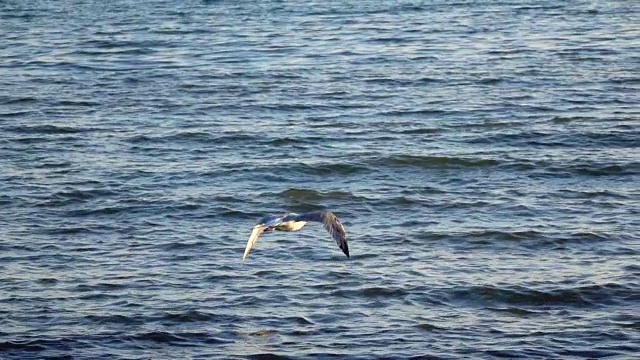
[0,337,80,353]
[0,340,47,352]
[162,310,216,323]
[569,164,637,176]
[450,283,633,306]
[557,189,630,200]
[41,226,96,235]
[247,353,294,360]
[36,277,58,285]
[396,128,440,135]
[74,282,127,292]
[86,314,142,325]
[215,207,260,219]
[414,323,447,332]
[162,241,207,250]
[66,206,133,217]
[127,331,231,344]
[376,155,499,169]
[131,331,184,344]
[0,110,37,118]
[3,124,92,134]
[248,329,278,337]
[278,188,362,202]
[380,109,450,117]
[55,100,99,107]
[465,230,546,242]
[32,161,72,169]
[125,131,259,145]
[267,137,312,146]
[51,188,118,202]
[332,286,409,299]
[0,96,38,105]
[488,307,546,316]
[282,162,369,176]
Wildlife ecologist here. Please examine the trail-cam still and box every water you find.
[1,0,638,358]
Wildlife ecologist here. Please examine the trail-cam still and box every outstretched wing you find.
[243,225,266,263]
[293,212,349,257]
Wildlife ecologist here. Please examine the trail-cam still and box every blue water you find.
[1,1,638,359]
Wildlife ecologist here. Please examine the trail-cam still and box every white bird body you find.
[242,212,349,263]
[275,220,307,232]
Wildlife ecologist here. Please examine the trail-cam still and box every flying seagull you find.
[243,212,349,262]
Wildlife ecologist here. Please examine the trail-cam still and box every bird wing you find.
[243,225,266,263]
[293,212,349,257]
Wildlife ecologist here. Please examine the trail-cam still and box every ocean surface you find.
[1,0,638,359]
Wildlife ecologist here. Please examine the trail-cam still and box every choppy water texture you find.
[1,0,639,359]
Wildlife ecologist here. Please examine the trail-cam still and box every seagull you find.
[243,212,349,262]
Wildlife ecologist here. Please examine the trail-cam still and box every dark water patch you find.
[332,286,409,299]
[66,204,147,217]
[396,128,441,135]
[450,283,633,307]
[289,316,314,325]
[165,131,215,142]
[0,96,39,105]
[551,115,592,124]
[0,338,81,353]
[247,353,295,360]
[558,349,627,359]
[71,47,157,56]
[464,230,547,242]
[476,77,508,85]
[247,329,278,337]
[2,124,93,134]
[131,331,186,345]
[126,131,258,145]
[414,323,447,332]
[74,283,128,292]
[32,161,73,169]
[126,331,219,345]
[477,129,640,149]
[252,269,284,277]
[566,163,638,177]
[282,162,370,176]
[466,131,568,146]
[0,110,35,118]
[161,310,217,323]
[609,314,640,330]
[556,189,631,200]
[40,226,97,235]
[54,100,99,107]
[161,241,207,251]
[277,188,364,202]
[375,155,499,169]
[86,314,143,325]
[622,264,640,275]
[35,278,58,285]
[483,349,523,358]
[488,307,546,317]
[0,341,47,352]
[214,206,260,219]
[380,109,451,117]
[267,137,313,146]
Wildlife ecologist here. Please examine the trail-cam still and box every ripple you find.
[450,283,633,307]
[277,188,363,202]
[375,155,499,169]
